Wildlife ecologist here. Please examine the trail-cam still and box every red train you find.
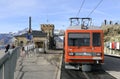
[63,18,104,71]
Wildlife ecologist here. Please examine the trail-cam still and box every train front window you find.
[68,33,90,46]
[93,33,101,46]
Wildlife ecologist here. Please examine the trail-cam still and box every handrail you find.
[0,47,21,79]
[0,53,9,67]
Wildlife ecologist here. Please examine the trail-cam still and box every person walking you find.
[20,47,26,58]
[5,44,10,53]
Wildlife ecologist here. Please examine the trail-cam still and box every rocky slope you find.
[101,25,120,42]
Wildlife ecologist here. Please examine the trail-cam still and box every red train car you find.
[63,18,104,71]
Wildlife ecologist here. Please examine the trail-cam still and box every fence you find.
[104,47,120,57]
[24,44,35,52]
[0,47,21,79]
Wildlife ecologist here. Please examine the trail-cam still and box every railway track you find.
[60,56,117,79]
[43,50,120,79]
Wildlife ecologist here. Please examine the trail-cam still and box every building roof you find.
[15,30,47,37]
[67,26,102,30]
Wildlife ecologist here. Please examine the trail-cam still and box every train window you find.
[68,33,90,46]
[93,33,101,46]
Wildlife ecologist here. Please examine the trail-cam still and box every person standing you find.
[12,44,15,49]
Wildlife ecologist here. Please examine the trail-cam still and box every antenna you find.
[46,14,49,23]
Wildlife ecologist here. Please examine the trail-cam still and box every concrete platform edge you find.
[105,54,120,58]
[57,54,63,79]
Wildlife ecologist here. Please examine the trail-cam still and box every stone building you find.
[15,30,47,48]
[15,24,55,49]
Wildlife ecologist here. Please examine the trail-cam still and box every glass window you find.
[93,33,101,46]
[68,33,90,46]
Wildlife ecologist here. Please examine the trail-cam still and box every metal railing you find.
[0,47,21,79]
[104,47,120,57]
[24,44,35,52]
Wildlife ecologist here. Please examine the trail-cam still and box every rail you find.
[0,47,21,79]
[24,44,35,51]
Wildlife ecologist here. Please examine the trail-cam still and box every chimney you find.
[29,16,32,33]
[104,19,107,25]
[110,20,112,25]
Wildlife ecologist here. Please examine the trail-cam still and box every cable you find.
[87,0,103,17]
[76,0,85,17]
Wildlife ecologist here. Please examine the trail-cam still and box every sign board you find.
[26,33,33,40]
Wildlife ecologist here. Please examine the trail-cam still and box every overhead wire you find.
[76,0,85,17]
[87,0,103,17]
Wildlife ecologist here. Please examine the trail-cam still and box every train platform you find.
[14,50,62,79]
[0,49,5,58]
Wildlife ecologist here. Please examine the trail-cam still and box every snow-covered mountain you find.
[54,29,64,35]
[0,28,28,45]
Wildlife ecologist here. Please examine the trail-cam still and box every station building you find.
[15,24,54,49]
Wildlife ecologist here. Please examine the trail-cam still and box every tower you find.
[41,24,54,49]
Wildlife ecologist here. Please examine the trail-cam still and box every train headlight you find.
[93,53,101,56]
[69,52,74,56]
[96,53,101,56]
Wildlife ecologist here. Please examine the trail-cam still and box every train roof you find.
[66,26,102,30]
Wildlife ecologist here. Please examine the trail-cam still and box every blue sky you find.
[0,0,120,33]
